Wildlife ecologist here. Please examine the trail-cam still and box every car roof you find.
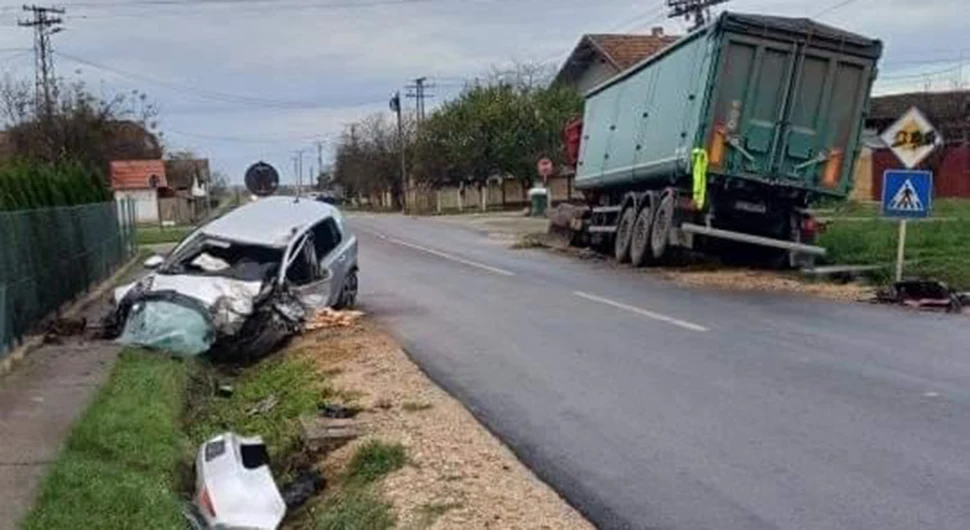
[199,196,341,248]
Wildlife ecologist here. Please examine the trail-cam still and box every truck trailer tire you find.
[650,190,675,262]
[629,201,654,267]
[613,206,636,263]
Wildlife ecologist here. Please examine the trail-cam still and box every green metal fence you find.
[0,200,136,358]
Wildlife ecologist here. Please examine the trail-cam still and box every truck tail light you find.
[822,148,843,188]
[709,124,726,167]
[801,216,819,236]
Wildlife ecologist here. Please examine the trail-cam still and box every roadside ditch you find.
[22,312,592,530]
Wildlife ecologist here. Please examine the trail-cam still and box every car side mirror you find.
[143,255,165,269]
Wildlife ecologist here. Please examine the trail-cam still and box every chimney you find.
[651,26,664,37]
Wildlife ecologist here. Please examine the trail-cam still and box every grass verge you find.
[309,440,406,530]
[819,218,970,288]
[21,350,189,530]
[822,198,970,219]
[185,356,325,476]
[346,440,407,485]
[314,487,396,530]
[136,225,193,246]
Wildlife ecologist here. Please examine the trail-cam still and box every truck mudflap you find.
[679,222,826,256]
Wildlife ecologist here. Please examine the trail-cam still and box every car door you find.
[311,217,356,306]
[282,232,332,309]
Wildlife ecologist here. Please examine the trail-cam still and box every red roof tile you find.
[110,160,167,190]
[587,33,680,70]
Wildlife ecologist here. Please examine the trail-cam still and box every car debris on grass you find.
[869,279,968,313]
[103,196,359,361]
[190,432,287,530]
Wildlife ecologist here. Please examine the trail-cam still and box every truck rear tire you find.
[650,190,675,262]
[629,203,654,267]
[613,206,635,263]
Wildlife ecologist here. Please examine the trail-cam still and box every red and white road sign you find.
[537,158,554,178]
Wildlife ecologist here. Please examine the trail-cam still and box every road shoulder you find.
[293,321,592,529]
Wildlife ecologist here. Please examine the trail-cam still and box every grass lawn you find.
[21,350,189,530]
[819,218,970,289]
[135,225,194,246]
[823,198,970,219]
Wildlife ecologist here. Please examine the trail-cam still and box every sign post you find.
[878,106,940,282]
[881,170,932,281]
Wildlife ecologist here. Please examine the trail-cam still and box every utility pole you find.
[297,150,304,198]
[293,151,305,199]
[406,76,433,124]
[666,0,728,30]
[316,140,324,190]
[390,91,407,213]
[18,5,64,118]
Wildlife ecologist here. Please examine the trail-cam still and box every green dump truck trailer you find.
[569,12,882,267]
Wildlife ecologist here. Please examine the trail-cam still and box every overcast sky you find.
[0,0,967,184]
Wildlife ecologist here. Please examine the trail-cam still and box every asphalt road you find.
[351,213,970,530]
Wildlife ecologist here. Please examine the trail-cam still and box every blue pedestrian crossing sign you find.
[882,170,932,219]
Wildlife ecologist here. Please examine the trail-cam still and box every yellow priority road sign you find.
[879,106,943,169]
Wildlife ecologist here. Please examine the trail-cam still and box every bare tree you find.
[0,74,161,171]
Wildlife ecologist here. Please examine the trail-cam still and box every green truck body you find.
[574,12,883,200]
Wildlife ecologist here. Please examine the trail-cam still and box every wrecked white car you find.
[106,196,358,360]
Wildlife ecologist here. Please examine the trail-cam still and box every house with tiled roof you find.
[110,160,167,223]
[553,28,680,93]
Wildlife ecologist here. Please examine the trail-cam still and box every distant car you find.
[315,191,342,206]
[106,196,358,360]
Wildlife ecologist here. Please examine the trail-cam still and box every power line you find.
[879,63,965,81]
[604,2,668,33]
[163,127,327,144]
[23,0,524,19]
[812,0,863,18]
[55,50,387,109]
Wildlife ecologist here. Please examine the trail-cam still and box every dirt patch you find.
[659,267,874,302]
[432,213,550,242]
[289,322,591,530]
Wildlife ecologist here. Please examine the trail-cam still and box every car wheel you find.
[335,269,358,309]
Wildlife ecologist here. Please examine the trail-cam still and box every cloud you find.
[0,0,965,180]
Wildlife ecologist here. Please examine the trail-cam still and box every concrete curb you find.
[0,252,145,378]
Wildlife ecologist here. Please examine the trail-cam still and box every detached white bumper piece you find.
[194,432,286,530]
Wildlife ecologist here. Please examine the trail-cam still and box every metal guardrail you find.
[0,200,137,358]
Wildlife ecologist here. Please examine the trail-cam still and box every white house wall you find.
[114,188,159,223]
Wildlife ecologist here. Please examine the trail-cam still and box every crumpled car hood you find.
[116,273,264,327]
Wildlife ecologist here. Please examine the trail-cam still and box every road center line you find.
[573,291,708,332]
[360,228,516,276]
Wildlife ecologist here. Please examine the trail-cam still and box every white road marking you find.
[573,291,708,332]
[360,228,515,276]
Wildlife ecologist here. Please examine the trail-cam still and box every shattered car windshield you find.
[162,233,283,282]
